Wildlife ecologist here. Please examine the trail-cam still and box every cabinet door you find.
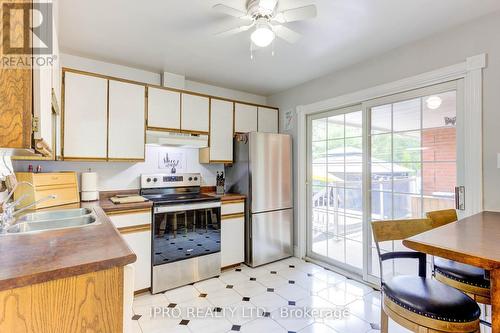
[221,216,245,267]
[258,107,279,133]
[209,99,234,162]
[147,87,181,131]
[63,72,108,159]
[32,0,53,155]
[181,93,209,133]
[122,231,151,291]
[108,80,145,160]
[33,65,53,154]
[52,18,62,158]
[235,103,258,133]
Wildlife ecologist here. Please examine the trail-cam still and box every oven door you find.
[152,201,221,266]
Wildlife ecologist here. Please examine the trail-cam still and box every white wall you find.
[185,80,267,105]
[15,54,268,190]
[268,11,500,245]
[61,53,161,85]
[13,146,222,190]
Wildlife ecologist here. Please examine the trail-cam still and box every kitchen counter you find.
[98,189,153,213]
[205,192,246,202]
[0,201,136,291]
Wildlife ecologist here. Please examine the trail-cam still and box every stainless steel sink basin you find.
[16,208,92,222]
[7,215,98,234]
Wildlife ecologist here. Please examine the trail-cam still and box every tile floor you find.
[131,257,491,333]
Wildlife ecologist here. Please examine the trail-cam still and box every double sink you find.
[6,208,98,234]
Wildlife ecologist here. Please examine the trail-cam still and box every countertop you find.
[205,192,246,202]
[0,189,244,291]
[0,201,136,291]
[98,189,153,213]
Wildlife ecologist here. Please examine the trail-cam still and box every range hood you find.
[146,130,208,148]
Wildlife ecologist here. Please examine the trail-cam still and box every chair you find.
[372,218,481,333]
[426,209,491,305]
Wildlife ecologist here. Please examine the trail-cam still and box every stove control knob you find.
[153,178,158,182]
[146,178,151,183]
[194,177,198,181]
[188,177,193,181]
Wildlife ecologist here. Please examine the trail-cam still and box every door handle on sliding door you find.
[455,186,465,210]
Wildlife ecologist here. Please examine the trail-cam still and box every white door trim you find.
[295,54,486,259]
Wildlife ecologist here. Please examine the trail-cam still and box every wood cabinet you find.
[14,172,80,209]
[258,107,279,133]
[0,267,124,333]
[0,68,32,150]
[1,0,59,158]
[200,99,234,163]
[109,210,152,292]
[0,0,32,151]
[108,81,146,161]
[235,103,258,133]
[221,200,245,268]
[63,72,108,160]
[181,93,210,134]
[147,87,181,131]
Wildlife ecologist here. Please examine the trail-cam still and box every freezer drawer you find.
[248,208,293,267]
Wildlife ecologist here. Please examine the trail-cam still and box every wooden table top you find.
[403,211,500,270]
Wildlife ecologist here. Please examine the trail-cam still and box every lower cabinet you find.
[221,200,245,268]
[109,210,151,292]
[121,230,151,291]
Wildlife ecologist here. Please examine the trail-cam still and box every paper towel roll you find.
[81,172,98,192]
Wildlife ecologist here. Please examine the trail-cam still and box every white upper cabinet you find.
[181,93,209,133]
[108,80,146,160]
[208,99,234,162]
[258,107,279,133]
[147,87,181,130]
[63,72,108,159]
[235,103,258,133]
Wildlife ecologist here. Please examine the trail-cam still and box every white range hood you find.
[146,130,208,148]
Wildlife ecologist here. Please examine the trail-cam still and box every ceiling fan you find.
[213,0,317,49]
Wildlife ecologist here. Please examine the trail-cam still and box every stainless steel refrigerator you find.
[225,132,293,267]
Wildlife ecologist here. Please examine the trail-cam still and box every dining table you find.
[403,211,500,332]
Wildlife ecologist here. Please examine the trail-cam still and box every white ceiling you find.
[59,0,500,96]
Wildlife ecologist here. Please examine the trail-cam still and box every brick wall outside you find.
[421,127,456,195]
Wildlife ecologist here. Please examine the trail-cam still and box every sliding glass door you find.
[306,80,464,282]
[307,105,365,274]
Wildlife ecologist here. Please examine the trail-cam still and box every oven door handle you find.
[154,202,221,214]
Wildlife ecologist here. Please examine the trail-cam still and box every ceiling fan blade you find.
[216,23,254,37]
[258,0,278,11]
[273,25,301,43]
[212,4,247,18]
[275,5,317,23]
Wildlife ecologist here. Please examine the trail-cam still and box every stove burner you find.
[142,193,218,205]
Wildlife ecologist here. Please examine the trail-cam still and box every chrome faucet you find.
[0,181,57,233]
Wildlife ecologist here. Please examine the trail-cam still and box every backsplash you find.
[12,146,223,191]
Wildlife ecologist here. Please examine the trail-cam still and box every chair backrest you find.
[371,218,434,243]
[372,218,433,282]
[425,209,457,228]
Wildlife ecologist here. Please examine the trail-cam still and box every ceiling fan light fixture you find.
[251,21,275,47]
